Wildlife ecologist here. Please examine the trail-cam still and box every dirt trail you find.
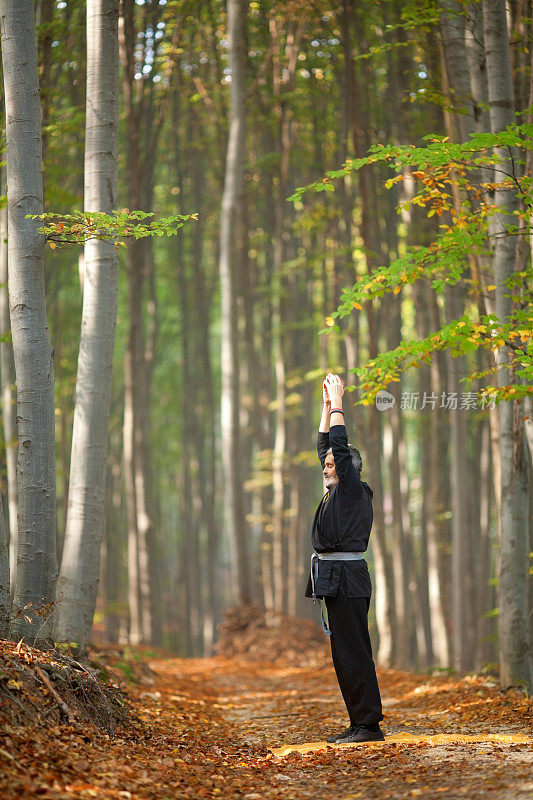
[1,652,532,799]
[200,657,533,799]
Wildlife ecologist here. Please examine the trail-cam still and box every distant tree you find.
[0,0,57,641]
[219,0,251,604]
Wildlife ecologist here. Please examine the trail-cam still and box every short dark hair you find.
[326,445,363,472]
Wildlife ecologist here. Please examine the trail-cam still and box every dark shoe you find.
[326,723,354,743]
[335,725,385,744]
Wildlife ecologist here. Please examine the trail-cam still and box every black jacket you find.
[305,425,373,599]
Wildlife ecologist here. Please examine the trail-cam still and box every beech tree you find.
[219,0,251,604]
[482,0,532,691]
[0,0,57,641]
[53,0,120,650]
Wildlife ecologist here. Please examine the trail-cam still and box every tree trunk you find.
[0,163,18,595]
[219,0,250,604]
[190,127,220,653]
[464,2,490,134]
[440,0,477,140]
[175,166,200,652]
[1,0,57,641]
[483,0,532,692]
[104,456,123,643]
[444,297,473,671]
[53,0,119,651]
[475,415,493,667]
[0,490,8,636]
[123,254,143,644]
[134,258,155,646]
[439,4,479,672]
[36,0,54,181]
[119,0,163,645]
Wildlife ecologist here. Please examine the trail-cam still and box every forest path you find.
[138,655,532,800]
[2,653,532,799]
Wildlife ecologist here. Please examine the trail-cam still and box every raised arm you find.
[325,374,363,495]
[317,377,331,466]
[319,377,331,433]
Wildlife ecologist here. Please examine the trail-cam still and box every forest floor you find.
[0,637,532,800]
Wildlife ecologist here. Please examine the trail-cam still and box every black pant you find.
[325,581,383,726]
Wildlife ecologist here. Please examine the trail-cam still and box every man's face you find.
[323,453,338,488]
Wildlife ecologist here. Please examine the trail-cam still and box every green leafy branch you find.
[291,121,533,406]
[354,312,532,406]
[288,125,533,203]
[27,209,198,249]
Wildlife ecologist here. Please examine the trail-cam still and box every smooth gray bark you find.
[53,0,119,650]
[0,491,8,636]
[464,2,490,134]
[0,163,18,594]
[1,0,57,641]
[440,0,477,140]
[219,0,251,604]
[483,0,532,692]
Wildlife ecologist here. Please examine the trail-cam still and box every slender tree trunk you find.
[383,292,417,668]
[483,0,532,692]
[174,156,199,652]
[219,0,250,604]
[104,457,123,642]
[36,0,53,181]
[465,2,490,134]
[413,275,451,667]
[0,163,18,594]
[337,0,359,377]
[123,259,142,644]
[271,162,286,612]
[440,0,477,140]
[191,171,219,652]
[439,8,479,672]
[119,0,163,644]
[53,0,119,650]
[0,169,10,634]
[475,416,493,667]
[118,0,142,644]
[444,300,473,670]
[0,491,8,636]
[1,0,57,641]
[134,263,155,645]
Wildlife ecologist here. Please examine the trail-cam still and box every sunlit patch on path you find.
[271,732,533,758]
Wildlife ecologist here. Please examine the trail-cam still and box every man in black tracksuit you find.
[305,373,384,744]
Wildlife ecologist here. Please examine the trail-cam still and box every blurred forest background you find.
[0,0,531,687]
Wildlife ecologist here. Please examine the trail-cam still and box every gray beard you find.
[324,476,338,488]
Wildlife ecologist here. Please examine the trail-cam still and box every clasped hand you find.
[323,373,344,408]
